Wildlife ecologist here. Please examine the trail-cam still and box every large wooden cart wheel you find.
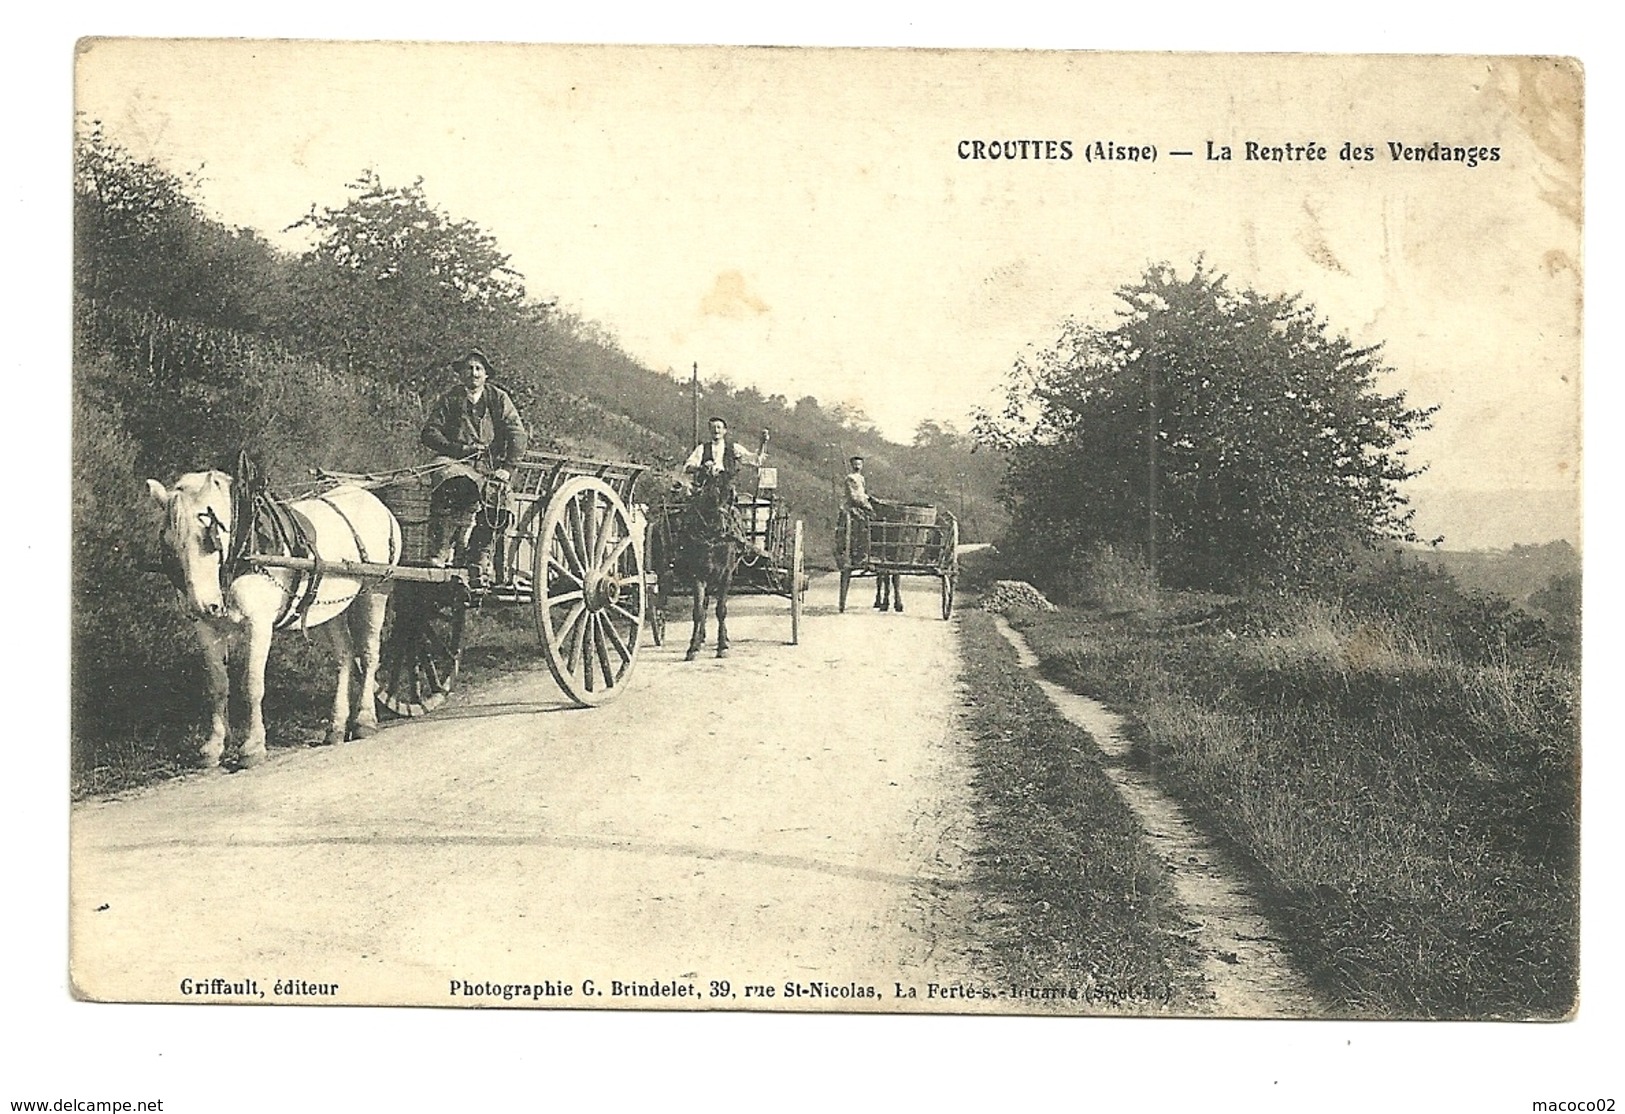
[534,476,646,706]
[377,579,468,717]
[838,569,852,613]
[790,519,805,644]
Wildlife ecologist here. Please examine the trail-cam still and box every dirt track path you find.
[991,615,1322,1018]
[71,572,992,1011]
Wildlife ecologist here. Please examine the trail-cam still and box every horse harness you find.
[225,469,394,632]
[673,474,753,572]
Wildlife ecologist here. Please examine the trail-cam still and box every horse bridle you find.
[158,499,229,593]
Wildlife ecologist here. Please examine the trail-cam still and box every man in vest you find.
[421,348,529,591]
[682,417,768,548]
[683,416,767,486]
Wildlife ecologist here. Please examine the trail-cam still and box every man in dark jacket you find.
[421,348,528,589]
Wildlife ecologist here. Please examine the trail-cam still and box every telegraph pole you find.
[691,361,700,446]
[1147,342,1158,585]
[1146,333,1161,628]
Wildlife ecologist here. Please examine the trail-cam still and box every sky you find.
[74,43,1583,548]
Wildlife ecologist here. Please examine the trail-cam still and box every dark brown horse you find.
[874,569,904,612]
[869,502,906,612]
[671,469,744,660]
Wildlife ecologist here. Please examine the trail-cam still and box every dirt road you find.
[71,571,993,1011]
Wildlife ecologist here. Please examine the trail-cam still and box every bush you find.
[954,543,1003,591]
[72,393,203,782]
[1062,543,1158,612]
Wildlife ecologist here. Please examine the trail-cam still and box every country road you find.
[70,571,995,1011]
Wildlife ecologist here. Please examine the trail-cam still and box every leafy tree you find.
[911,418,961,448]
[288,172,529,394]
[75,121,294,330]
[977,262,1437,591]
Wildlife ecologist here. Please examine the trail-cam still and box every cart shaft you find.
[245,554,466,584]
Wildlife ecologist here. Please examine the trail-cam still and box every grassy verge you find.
[1008,601,1578,1019]
[955,608,1207,1012]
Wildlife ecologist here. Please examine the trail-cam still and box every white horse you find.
[146,470,401,770]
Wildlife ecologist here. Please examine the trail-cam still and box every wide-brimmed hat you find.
[457,348,496,373]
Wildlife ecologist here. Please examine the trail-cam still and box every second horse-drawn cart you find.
[644,464,809,647]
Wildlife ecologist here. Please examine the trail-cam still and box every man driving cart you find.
[421,348,529,593]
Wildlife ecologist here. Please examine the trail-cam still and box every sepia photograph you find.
[20,14,1617,1110]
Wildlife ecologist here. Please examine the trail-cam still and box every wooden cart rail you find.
[508,450,648,507]
[860,520,957,572]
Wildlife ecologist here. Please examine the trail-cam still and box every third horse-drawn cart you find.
[834,500,959,620]
[645,465,808,648]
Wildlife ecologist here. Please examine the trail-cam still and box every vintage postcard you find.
[70,41,1582,1034]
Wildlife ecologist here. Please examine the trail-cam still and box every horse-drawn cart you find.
[835,501,959,620]
[645,466,808,648]
[314,449,651,714]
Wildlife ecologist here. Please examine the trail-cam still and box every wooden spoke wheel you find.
[648,586,668,647]
[790,518,805,644]
[941,517,960,620]
[535,477,646,707]
[377,579,468,717]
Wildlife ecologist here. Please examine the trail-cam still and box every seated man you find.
[841,454,877,566]
[844,455,875,518]
[683,417,768,548]
[420,348,528,591]
[684,416,767,487]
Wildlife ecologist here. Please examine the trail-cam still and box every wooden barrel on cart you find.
[874,500,937,564]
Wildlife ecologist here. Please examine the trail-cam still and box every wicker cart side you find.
[374,474,439,567]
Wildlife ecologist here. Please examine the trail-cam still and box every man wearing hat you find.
[844,455,875,519]
[420,348,529,591]
[842,454,879,571]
